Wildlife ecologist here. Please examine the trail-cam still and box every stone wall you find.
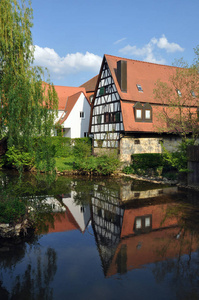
[119,136,181,164]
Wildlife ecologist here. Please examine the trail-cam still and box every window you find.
[99,87,105,96]
[191,90,196,97]
[80,111,85,118]
[136,84,143,92]
[145,109,151,119]
[115,112,120,122]
[143,103,152,122]
[176,89,182,97]
[134,102,143,121]
[134,102,152,122]
[104,112,109,123]
[97,115,102,124]
[134,215,152,233]
[134,139,140,145]
[136,109,142,119]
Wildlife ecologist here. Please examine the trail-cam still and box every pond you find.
[0,171,199,300]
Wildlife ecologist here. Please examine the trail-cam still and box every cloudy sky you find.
[31,0,199,87]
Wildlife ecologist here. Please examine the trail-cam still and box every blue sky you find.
[31,0,199,87]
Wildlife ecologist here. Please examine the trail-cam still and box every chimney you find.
[117,60,127,92]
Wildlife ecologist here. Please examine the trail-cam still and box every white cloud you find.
[155,35,184,53]
[33,45,102,79]
[114,37,127,45]
[119,35,184,64]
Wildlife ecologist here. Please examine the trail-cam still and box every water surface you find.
[0,172,199,300]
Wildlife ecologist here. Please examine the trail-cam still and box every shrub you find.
[74,153,120,175]
[51,137,72,157]
[4,146,34,171]
[162,139,195,173]
[72,138,92,158]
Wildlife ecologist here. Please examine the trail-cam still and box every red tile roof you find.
[54,85,86,110]
[105,54,179,104]
[80,75,98,92]
[104,54,199,133]
[59,91,81,124]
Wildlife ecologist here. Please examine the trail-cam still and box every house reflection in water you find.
[91,182,199,278]
[43,192,91,234]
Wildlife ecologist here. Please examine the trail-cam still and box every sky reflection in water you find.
[0,172,199,300]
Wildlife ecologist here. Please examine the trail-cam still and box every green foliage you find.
[55,157,75,172]
[50,137,92,159]
[0,0,58,172]
[50,137,72,158]
[162,139,196,173]
[72,138,92,158]
[123,139,196,179]
[153,48,199,140]
[132,153,164,169]
[4,146,34,171]
[54,123,63,137]
[0,198,26,223]
[74,153,120,176]
[123,153,171,177]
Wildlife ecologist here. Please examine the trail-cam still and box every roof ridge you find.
[104,54,182,69]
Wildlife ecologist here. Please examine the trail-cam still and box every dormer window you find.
[136,84,143,92]
[134,102,143,121]
[143,103,152,122]
[134,102,152,122]
[176,89,182,97]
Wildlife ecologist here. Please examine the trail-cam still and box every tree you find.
[0,0,58,171]
[154,48,199,142]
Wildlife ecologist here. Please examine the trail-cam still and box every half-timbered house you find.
[89,54,199,163]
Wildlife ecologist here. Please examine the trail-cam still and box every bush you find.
[123,153,173,177]
[51,137,72,157]
[74,153,120,176]
[4,146,34,171]
[131,153,164,170]
[162,139,195,173]
[72,138,92,158]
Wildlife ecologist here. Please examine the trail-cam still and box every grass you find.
[55,154,120,175]
[55,156,76,172]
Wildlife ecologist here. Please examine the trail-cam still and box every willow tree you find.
[0,0,58,171]
[154,48,199,142]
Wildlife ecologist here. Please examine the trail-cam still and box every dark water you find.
[0,171,199,300]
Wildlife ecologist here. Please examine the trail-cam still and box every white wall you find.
[62,93,91,138]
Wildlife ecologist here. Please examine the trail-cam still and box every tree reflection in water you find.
[0,244,57,300]
[0,172,199,299]
[151,190,199,299]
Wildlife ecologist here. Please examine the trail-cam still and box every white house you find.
[54,85,91,138]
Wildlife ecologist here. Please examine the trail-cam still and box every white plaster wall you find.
[62,93,91,138]
[55,110,64,123]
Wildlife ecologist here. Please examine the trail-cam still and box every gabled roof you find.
[59,91,81,124]
[102,54,199,133]
[58,90,91,125]
[105,54,179,105]
[80,75,98,92]
[54,85,86,110]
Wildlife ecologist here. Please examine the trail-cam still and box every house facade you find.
[89,54,199,163]
[54,86,91,138]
